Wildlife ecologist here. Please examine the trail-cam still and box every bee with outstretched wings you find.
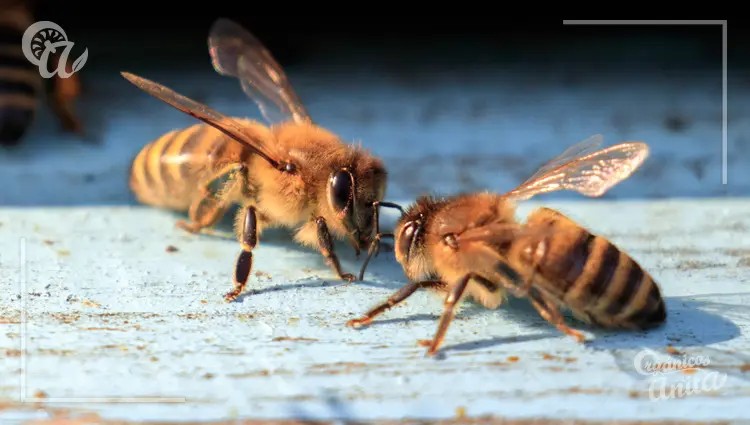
[125,19,399,302]
[351,135,664,357]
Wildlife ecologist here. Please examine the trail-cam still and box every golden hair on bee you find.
[0,0,85,146]
[123,19,402,302]
[351,134,666,357]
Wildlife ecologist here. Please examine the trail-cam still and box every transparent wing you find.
[523,134,604,182]
[504,136,649,202]
[208,18,311,125]
[121,72,291,172]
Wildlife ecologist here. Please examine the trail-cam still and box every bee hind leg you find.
[526,289,586,343]
[176,192,231,236]
[224,205,258,303]
[177,164,246,238]
[347,280,444,328]
[315,217,356,283]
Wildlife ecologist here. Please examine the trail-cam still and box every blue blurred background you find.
[1,7,745,206]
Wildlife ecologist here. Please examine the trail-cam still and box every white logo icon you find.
[21,21,88,79]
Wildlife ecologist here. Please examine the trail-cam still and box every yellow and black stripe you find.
[533,208,667,330]
[129,119,251,210]
[0,4,39,146]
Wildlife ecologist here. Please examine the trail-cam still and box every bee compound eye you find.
[329,169,353,213]
[397,221,418,259]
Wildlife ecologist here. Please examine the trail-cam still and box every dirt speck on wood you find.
[675,260,726,270]
[272,336,318,342]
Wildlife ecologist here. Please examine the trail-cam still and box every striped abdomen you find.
[521,207,666,330]
[0,8,40,146]
[129,118,252,211]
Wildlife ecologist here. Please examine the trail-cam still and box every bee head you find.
[325,157,387,251]
[392,197,439,281]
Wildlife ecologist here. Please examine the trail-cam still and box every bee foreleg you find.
[346,280,444,328]
[315,217,356,283]
[526,289,586,343]
[177,164,247,235]
[224,205,258,302]
[420,273,475,357]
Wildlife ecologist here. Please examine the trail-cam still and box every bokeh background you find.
[1,7,746,206]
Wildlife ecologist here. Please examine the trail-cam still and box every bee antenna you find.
[375,201,404,216]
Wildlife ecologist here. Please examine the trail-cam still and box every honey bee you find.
[123,19,401,302]
[350,134,666,356]
[0,0,84,146]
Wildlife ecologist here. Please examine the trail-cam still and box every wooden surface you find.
[1,32,749,424]
[1,199,750,423]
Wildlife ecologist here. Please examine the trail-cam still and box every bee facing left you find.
[0,0,84,146]
[351,135,666,356]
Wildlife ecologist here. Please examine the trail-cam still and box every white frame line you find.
[20,237,27,402]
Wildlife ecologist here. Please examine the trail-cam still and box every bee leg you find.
[346,280,444,328]
[224,205,258,302]
[526,290,586,343]
[504,269,537,299]
[315,217,356,283]
[48,93,83,135]
[46,59,84,136]
[420,273,475,357]
[178,192,231,235]
[177,164,246,235]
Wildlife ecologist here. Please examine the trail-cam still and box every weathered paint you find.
[1,199,749,423]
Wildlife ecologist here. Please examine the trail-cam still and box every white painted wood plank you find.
[1,199,749,423]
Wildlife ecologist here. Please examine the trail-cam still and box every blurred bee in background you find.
[125,19,401,302]
[0,0,85,146]
[351,135,666,356]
